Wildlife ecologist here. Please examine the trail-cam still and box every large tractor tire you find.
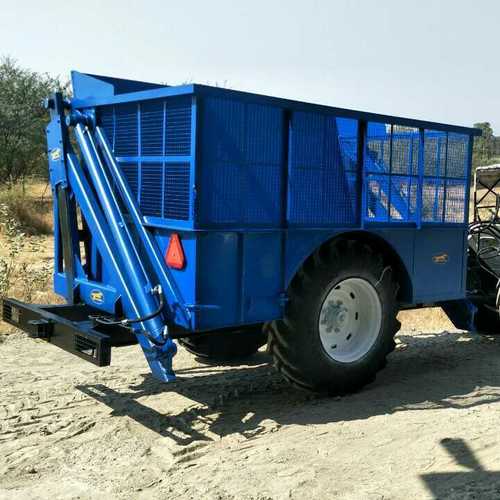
[267,239,401,395]
[179,325,267,362]
[474,305,500,334]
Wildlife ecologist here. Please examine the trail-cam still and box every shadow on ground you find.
[421,438,500,499]
[77,331,500,446]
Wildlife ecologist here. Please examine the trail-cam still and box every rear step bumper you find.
[1,298,137,367]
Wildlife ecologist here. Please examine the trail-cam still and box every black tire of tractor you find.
[266,239,401,395]
[179,325,267,362]
[474,305,500,334]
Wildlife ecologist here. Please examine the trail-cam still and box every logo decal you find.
[50,148,61,161]
[90,290,104,304]
[432,253,449,264]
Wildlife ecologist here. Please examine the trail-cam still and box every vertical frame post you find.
[417,128,425,228]
[387,124,394,223]
[357,120,366,228]
[441,132,450,222]
[190,95,198,223]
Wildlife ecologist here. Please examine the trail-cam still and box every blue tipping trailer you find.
[1,71,481,394]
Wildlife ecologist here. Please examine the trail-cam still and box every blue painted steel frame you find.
[94,126,192,328]
[45,94,179,382]
[72,73,480,138]
[48,72,481,343]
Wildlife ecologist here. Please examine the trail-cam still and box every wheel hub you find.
[318,277,382,363]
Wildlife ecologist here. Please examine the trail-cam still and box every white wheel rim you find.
[318,277,382,363]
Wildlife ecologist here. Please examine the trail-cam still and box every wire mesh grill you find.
[199,97,284,225]
[364,124,469,225]
[98,97,192,222]
[100,98,471,228]
[288,114,359,225]
[164,164,190,220]
[139,163,163,217]
[120,162,139,198]
[140,101,164,156]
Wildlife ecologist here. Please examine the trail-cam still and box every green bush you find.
[0,56,68,184]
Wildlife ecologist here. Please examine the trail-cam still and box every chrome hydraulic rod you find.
[94,125,191,328]
[71,124,177,382]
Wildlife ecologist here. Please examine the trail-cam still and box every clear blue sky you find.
[2,0,498,131]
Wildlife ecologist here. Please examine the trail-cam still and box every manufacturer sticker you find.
[432,253,449,264]
[50,148,61,161]
[90,290,104,305]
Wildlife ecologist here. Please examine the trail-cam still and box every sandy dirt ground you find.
[2,186,500,499]
[2,318,500,500]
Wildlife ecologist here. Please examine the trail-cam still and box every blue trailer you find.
[1,72,482,394]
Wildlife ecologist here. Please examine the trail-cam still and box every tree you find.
[0,56,67,184]
[472,122,496,167]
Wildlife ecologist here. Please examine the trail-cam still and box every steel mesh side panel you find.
[424,130,447,177]
[288,111,322,224]
[96,97,193,222]
[391,132,419,176]
[165,98,191,156]
[164,164,190,220]
[362,123,466,225]
[365,123,390,221]
[201,98,245,224]
[140,101,164,156]
[199,97,283,226]
[140,163,163,217]
[444,133,468,223]
[390,129,419,221]
[363,122,398,222]
[120,162,139,198]
[339,131,359,218]
[390,175,418,222]
[288,113,359,225]
[366,174,390,222]
[244,104,285,223]
[445,179,466,223]
[422,178,445,222]
[100,106,115,150]
[365,123,391,174]
[114,103,138,157]
[420,131,468,223]
[446,133,468,178]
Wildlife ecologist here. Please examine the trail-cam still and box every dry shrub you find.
[0,182,52,236]
[0,202,52,307]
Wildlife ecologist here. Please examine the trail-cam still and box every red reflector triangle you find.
[166,233,185,270]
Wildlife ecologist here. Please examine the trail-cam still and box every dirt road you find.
[2,323,500,499]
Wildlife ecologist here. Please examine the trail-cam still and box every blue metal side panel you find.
[196,232,240,329]
[288,114,359,226]
[241,232,283,323]
[412,227,467,302]
[71,71,164,101]
[153,229,196,324]
[71,75,479,333]
[195,231,284,330]
[97,96,194,228]
[198,96,284,227]
[283,226,467,306]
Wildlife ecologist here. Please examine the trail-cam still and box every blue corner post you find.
[46,97,178,383]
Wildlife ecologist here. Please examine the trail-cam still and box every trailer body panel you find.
[46,73,478,333]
